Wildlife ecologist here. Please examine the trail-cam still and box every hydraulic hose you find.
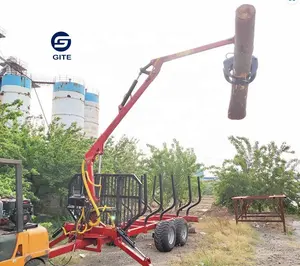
[75,160,101,234]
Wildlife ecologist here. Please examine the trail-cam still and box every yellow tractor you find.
[0,158,49,266]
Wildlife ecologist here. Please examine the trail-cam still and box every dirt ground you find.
[64,200,300,266]
[254,216,300,266]
[77,229,204,266]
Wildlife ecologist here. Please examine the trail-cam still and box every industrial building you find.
[51,78,100,138]
[50,78,100,138]
[0,63,100,138]
[0,27,100,137]
[0,57,32,125]
[0,28,100,138]
[51,79,86,130]
[0,68,100,138]
[84,90,100,138]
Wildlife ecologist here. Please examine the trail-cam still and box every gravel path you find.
[255,217,300,266]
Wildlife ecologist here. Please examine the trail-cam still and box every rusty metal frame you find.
[232,195,287,233]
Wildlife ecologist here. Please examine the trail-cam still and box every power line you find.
[0,55,49,129]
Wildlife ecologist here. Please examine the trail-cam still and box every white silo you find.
[84,90,99,138]
[0,73,32,124]
[51,79,85,129]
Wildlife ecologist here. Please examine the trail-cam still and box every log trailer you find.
[0,4,258,266]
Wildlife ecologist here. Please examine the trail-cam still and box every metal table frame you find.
[232,195,286,233]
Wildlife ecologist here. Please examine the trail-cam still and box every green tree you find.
[0,101,94,213]
[145,139,201,206]
[100,135,146,176]
[0,100,35,199]
[211,136,300,212]
[0,102,147,215]
[0,101,203,217]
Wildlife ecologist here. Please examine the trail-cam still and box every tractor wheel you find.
[174,218,188,246]
[154,220,176,252]
[25,259,45,266]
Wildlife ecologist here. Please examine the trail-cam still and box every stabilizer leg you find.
[115,228,153,266]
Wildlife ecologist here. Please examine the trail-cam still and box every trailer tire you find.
[154,220,176,252]
[174,218,188,246]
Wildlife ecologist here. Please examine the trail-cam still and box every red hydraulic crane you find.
[48,4,258,266]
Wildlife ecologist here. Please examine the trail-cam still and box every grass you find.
[173,217,258,266]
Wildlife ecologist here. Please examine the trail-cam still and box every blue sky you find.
[0,0,299,168]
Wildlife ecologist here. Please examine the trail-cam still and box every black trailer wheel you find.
[174,218,188,246]
[25,259,45,266]
[154,220,176,252]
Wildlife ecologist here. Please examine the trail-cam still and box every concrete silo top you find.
[85,91,99,103]
[2,74,31,89]
[53,81,85,95]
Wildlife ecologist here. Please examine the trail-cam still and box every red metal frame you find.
[49,214,198,264]
[85,37,234,199]
[126,214,198,236]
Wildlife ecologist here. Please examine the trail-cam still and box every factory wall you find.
[84,91,99,138]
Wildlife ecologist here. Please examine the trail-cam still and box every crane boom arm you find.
[84,37,234,199]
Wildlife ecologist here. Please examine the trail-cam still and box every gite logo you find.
[51,31,72,60]
[51,31,71,51]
